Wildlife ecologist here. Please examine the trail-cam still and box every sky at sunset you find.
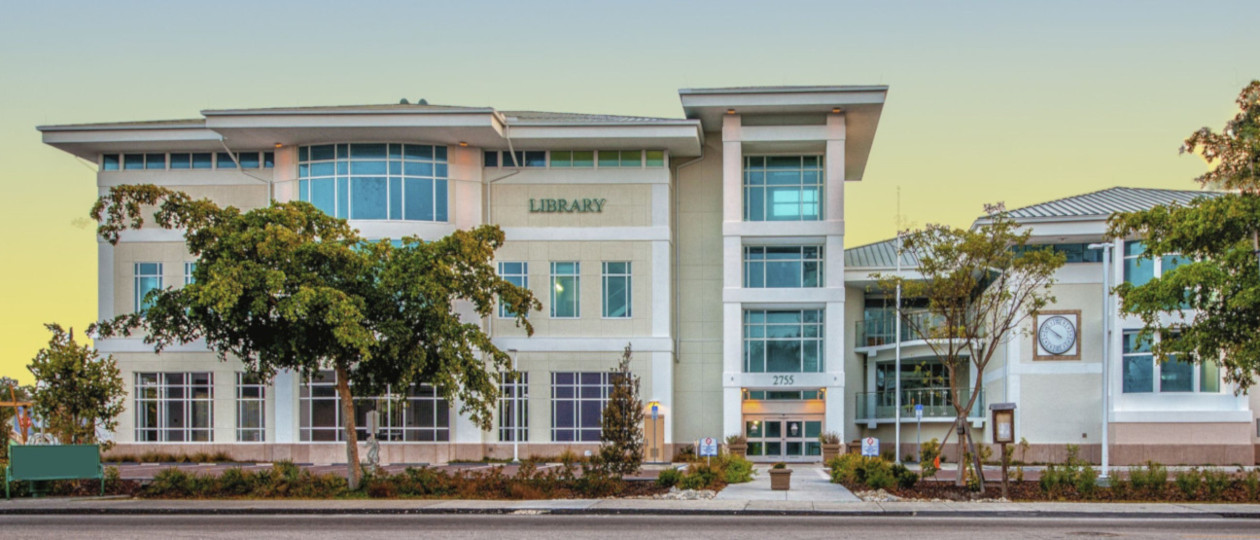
[1,0,1257,381]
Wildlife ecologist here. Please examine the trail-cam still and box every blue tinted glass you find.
[524,151,546,167]
[336,161,348,175]
[435,164,447,178]
[309,145,335,161]
[263,152,274,168]
[351,160,387,175]
[388,144,402,159]
[170,153,191,169]
[389,178,403,220]
[405,178,434,221]
[1124,256,1153,286]
[192,153,213,169]
[336,144,348,158]
[484,151,499,167]
[336,178,349,219]
[1160,357,1194,392]
[389,161,402,175]
[124,154,144,170]
[310,179,336,215]
[102,155,120,170]
[351,144,387,158]
[299,147,309,161]
[217,153,237,168]
[1123,355,1153,393]
[767,156,800,169]
[350,177,388,220]
[598,151,619,167]
[404,162,433,177]
[238,152,259,168]
[299,164,309,178]
[434,146,446,161]
[404,145,433,160]
[434,180,447,221]
[310,162,335,177]
[745,188,765,221]
[1124,241,1146,257]
[145,153,166,169]
[298,180,309,201]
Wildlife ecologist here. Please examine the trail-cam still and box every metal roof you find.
[501,110,689,125]
[844,237,919,269]
[997,187,1219,221]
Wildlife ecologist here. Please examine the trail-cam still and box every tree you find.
[597,344,644,477]
[1107,81,1260,391]
[27,324,126,450]
[1,377,34,461]
[90,185,540,489]
[877,207,1064,490]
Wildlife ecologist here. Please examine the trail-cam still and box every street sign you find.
[698,437,718,457]
[914,404,923,420]
[861,437,879,457]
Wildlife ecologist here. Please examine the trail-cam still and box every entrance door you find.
[744,417,822,461]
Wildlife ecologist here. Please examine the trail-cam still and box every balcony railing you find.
[854,387,984,422]
[855,310,946,348]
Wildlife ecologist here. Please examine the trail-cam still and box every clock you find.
[1035,312,1079,359]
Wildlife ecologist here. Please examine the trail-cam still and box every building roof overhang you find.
[679,85,887,180]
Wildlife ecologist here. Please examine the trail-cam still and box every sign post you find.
[698,436,718,466]
[990,402,1016,499]
[914,403,924,462]
[861,437,880,457]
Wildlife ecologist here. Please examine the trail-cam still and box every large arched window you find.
[298,143,448,222]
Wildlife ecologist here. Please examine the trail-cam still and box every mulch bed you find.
[860,478,1260,503]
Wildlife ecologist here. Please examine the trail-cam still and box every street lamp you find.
[1087,242,1113,480]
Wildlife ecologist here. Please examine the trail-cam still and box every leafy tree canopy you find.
[27,324,126,449]
[1108,81,1260,391]
[90,184,539,487]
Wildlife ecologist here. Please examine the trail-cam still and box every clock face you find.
[1038,315,1077,355]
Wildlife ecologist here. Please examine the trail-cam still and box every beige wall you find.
[672,136,724,444]
[491,183,654,228]
[111,241,194,317]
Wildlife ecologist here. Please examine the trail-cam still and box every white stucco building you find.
[38,86,1260,465]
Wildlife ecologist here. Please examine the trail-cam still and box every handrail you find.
[854,387,985,421]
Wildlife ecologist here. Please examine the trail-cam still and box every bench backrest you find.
[7,444,102,481]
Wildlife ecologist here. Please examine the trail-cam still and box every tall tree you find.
[597,344,644,477]
[1108,81,1260,390]
[27,324,126,450]
[90,185,539,489]
[877,207,1064,490]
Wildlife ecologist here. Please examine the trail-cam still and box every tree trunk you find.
[334,365,362,490]
[962,422,986,493]
[954,412,966,487]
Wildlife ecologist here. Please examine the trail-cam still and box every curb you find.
[0,506,1256,520]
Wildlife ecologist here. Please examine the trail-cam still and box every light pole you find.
[508,348,520,463]
[894,232,903,463]
[1088,242,1113,480]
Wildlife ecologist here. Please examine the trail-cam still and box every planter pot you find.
[727,443,747,458]
[846,441,862,455]
[769,468,793,490]
[821,443,842,462]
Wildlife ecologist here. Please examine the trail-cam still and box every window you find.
[299,371,449,442]
[550,262,580,318]
[550,151,595,168]
[744,245,823,288]
[1123,241,1154,287]
[102,154,120,171]
[298,143,448,222]
[1122,330,1219,394]
[216,152,238,169]
[236,373,265,442]
[645,150,665,167]
[551,372,610,442]
[170,153,192,169]
[745,390,822,400]
[184,262,196,286]
[145,153,166,169]
[598,150,642,168]
[743,309,824,373]
[1015,243,1104,263]
[498,372,528,442]
[135,262,162,312]
[602,262,631,318]
[498,262,528,318]
[484,150,498,167]
[744,156,823,221]
[134,372,213,442]
[192,153,213,169]
[124,154,145,170]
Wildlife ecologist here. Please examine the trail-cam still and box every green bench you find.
[5,443,104,499]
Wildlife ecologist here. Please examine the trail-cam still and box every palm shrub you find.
[1175,468,1203,499]
[1202,468,1231,500]
[1129,461,1168,496]
[656,468,682,488]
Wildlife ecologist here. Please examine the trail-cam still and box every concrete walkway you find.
[715,466,859,502]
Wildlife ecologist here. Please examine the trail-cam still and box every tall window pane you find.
[1122,330,1153,393]
[743,309,824,373]
[743,156,823,222]
[298,143,448,222]
[744,246,822,288]
[551,262,580,318]
[236,373,266,442]
[498,372,528,442]
[551,372,609,442]
[1123,241,1154,287]
[602,261,631,318]
[1200,359,1220,393]
[498,262,528,318]
[134,372,214,442]
[134,262,163,312]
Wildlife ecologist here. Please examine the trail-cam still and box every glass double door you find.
[744,417,822,461]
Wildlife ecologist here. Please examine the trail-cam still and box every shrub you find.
[865,467,894,490]
[145,468,193,498]
[919,438,941,478]
[1074,466,1098,499]
[721,455,754,484]
[771,462,787,470]
[1130,461,1168,495]
[818,432,840,445]
[656,468,682,488]
[1202,468,1231,500]
[891,463,918,490]
[724,434,747,446]
[1241,468,1260,501]
[218,467,252,496]
[1175,468,1202,499]
[672,444,696,462]
[828,453,864,484]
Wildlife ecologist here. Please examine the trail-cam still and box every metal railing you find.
[855,310,945,347]
[854,387,984,422]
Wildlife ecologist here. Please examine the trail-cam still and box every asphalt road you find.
[4,514,1259,539]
